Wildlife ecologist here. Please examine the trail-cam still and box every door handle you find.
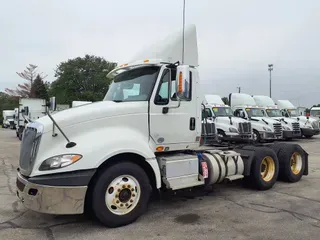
[190,117,195,131]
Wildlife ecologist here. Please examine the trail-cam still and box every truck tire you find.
[246,147,279,191]
[217,129,226,143]
[90,161,152,228]
[304,135,313,139]
[270,144,305,182]
[252,130,261,143]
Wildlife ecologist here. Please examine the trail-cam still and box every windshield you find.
[310,110,320,116]
[103,66,160,102]
[245,108,266,117]
[287,109,298,117]
[212,107,233,117]
[266,109,282,117]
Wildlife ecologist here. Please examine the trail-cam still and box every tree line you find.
[0,55,117,122]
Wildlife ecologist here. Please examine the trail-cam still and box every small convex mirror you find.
[175,65,190,99]
[49,97,57,111]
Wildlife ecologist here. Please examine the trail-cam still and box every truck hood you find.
[36,101,148,133]
[270,117,298,124]
[215,116,249,126]
[250,117,279,125]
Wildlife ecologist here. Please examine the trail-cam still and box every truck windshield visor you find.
[103,65,160,102]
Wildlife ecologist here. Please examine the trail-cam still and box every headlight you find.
[39,154,82,171]
[263,127,272,132]
[229,127,238,133]
[282,125,291,130]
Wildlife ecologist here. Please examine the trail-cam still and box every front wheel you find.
[90,162,152,228]
[252,130,261,143]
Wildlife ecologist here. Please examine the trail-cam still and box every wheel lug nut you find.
[116,200,119,203]
[125,203,128,207]
[132,194,135,197]
[120,204,123,207]
[130,199,133,203]
[131,188,134,192]
[117,189,121,192]
[127,185,131,188]
[122,185,125,189]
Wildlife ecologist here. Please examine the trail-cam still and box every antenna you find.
[182,0,186,64]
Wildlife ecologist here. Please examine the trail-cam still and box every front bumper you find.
[223,132,252,142]
[283,130,301,139]
[260,131,278,140]
[301,128,320,136]
[16,170,95,215]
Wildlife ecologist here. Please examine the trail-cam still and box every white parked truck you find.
[310,107,320,118]
[2,110,15,129]
[276,100,320,138]
[252,95,301,140]
[13,108,19,130]
[204,94,252,142]
[229,93,283,142]
[16,98,46,140]
[16,25,309,228]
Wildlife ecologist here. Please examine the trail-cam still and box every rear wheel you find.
[246,147,279,190]
[270,143,306,182]
[90,161,152,228]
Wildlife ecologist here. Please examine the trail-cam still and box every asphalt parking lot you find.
[0,128,320,240]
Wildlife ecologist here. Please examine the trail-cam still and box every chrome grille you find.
[273,123,283,137]
[291,122,301,133]
[239,122,252,134]
[19,127,41,175]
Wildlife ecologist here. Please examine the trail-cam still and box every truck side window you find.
[171,70,192,101]
[154,69,170,105]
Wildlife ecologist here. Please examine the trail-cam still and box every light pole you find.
[268,64,273,98]
[236,86,241,93]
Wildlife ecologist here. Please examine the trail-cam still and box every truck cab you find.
[230,93,282,142]
[277,100,320,138]
[16,98,46,140]
[204,94,252,142]
[310,107,320,119]
[2,110,15,129]
[252,95,301,140]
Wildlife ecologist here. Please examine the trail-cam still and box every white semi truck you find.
[16,98,46,140]
[276,100,320,138]
[204,94,252,142]
[310,107,320,118]
[229,93,283,142]
[2,110,15,129]
[16,25,309,228]
[252,95,301,140]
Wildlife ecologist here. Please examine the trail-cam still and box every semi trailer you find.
[252,95,301,140]
[229,93,283,142]
[277,100,320,138]
[16,25,308,228]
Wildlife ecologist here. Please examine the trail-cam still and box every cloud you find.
[1,0,319,107]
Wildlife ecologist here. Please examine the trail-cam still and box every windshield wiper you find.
[113,100,123,103]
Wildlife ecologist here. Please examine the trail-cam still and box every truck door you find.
[149,67,199,150]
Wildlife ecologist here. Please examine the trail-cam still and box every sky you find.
[1,0,320,107]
